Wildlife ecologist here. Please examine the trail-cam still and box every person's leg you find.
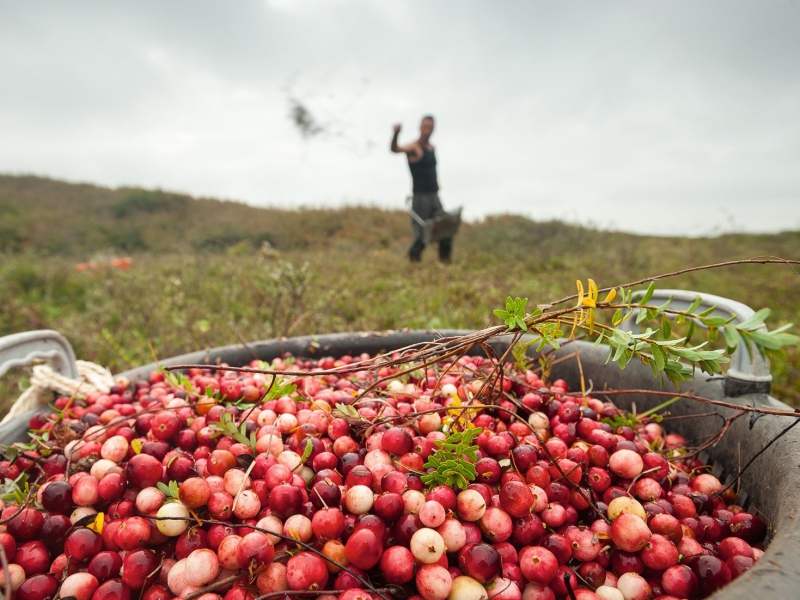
[438,237,452,262]
[409,218,424,261]
[409,194,428,261]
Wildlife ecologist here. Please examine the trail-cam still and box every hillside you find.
[2,174,799,262]
[1,174,799,406]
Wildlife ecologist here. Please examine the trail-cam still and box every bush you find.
[112,190,187,218]
[106,227,148,251]
[192,230,275,252]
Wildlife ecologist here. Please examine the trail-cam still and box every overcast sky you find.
[1,1,798,236]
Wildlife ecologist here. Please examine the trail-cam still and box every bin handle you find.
[0,330,79,380]
[406,195,427,227]
[619,289,771,386]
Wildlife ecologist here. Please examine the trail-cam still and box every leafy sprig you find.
[157,480,180,501]
[501,279,800,390]
[0,472,30,505]
[263,376,298,404]
[333,403,361,420]
[494,297,530,332]
[209,411,257,453]
[159,367,195,393]
[421,427,483,491]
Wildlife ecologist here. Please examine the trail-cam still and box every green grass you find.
[1,175,799,413]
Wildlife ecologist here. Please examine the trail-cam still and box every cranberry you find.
[91,578,132,600]
[41,481,74,514]
[7,507,44,541]
[345,528,383,570]
[728,512,767,543]
[285,551,328,591]
[122,549,160,590]
[268,483,303,519]
[690,555,732,595]
[17,574,58,600]
[125,454,163,489]
[15,540,51,576]
[89,551,124,580]
[65,528,104,561]
[458,542,502,584]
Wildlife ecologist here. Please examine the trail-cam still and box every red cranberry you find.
[89,551,124,580]
[728,512,767,543]
[268,483,303,519]
[91,578,132,600]
[690,555,732,595]
[15,540,51,576]
[65,528,104,561]
[458,542,502,584]
[125,454,162,489]
[121,549,160,590]
[7,507,44,541]
[17,574,58,600]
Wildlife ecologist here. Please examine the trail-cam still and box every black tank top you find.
[408,146,438,193]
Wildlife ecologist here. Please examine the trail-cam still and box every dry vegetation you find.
[1,175,799,411]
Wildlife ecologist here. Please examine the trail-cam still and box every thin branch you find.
[713,418,800,499]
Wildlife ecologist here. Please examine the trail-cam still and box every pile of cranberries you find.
[0,352,765,600]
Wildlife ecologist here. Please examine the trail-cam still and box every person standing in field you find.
[391,115,452,263]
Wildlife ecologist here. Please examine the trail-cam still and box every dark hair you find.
[421,115,435,122]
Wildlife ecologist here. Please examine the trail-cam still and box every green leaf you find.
[697,305,718,318]
[749,330,792,350]
[650,343,666,371]
[661,316,672,339]
[640,281,656,304]
[686,319,695,343]
[700,316,732,328]
[738,308,771,331]
[722,325,741,351]
[300,439,313,464]
[655,297,673,312]
[157,481,179,499]
[685,296,703,315]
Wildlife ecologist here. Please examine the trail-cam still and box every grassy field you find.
[2,176,800,411]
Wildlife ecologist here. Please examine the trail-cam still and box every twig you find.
[713,418,800,499]
[541,258,800,309]
[183,574,241,600]
[230,322,259,361]
[580,389,799,418]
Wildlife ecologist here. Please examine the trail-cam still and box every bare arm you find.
[390,124,422,159]
[390,124,402,153]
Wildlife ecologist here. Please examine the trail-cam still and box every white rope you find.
[1,361,115,426]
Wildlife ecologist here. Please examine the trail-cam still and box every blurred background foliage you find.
[1,175,798,411]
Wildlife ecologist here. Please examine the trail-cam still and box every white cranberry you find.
[410,527,446,564]
[457,489,487,522]
[449,576,488,600]
[344,485,374,515]
[156,502,189,536]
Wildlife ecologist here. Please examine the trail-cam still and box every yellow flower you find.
[575,279,617,335]
[87,512,104,534]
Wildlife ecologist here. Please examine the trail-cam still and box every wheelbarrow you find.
[407,196,463,245]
